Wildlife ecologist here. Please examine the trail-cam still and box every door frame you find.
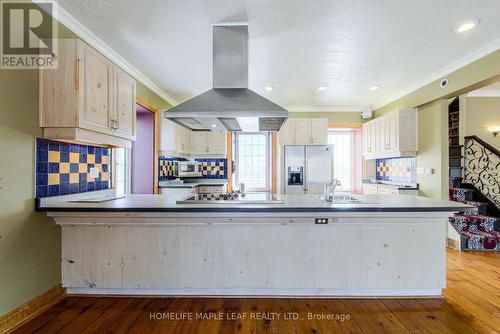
[136,98,159,194]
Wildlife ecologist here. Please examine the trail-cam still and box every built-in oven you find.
[174,161,202,177]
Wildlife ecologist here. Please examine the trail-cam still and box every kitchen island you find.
[39,194,468,297]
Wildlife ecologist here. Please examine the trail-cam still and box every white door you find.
[305,146,333,195]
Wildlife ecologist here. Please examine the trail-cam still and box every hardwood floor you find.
[13,249,500,333]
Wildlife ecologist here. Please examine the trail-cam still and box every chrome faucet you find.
[323,179,341,201]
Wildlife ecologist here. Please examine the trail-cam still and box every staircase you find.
[447,99,500,251]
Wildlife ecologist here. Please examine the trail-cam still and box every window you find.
[328,130,355,192]
[113,148,130,196]
[234,133,271,192]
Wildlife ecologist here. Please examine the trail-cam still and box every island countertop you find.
[37,193,471,213]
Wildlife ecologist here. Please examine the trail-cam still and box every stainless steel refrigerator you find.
[284,145,333,195]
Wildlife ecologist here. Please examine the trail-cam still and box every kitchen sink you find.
[319,194,375,204]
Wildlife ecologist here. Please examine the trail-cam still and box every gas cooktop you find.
[176,193,283,204]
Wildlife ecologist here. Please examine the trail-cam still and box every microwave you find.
[174,161,202,177]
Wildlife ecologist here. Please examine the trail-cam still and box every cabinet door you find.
[378,116,388,152]
[366,122,374,154]
[159,118,177,152]
[174,125,186,153]
[180,126,192,153]
[294,119,312,144]
[279,118,294,144]
[311,118,328,144]
[192,132,208,154]
[113,66,136,140]
[362,123,369,155]
[78,42,114,134]
[207,132,226,155]
[388,112,399,151]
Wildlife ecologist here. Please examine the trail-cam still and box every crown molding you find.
[286,106,372,113]
[41,1,177,106]
[467,89,500,97]
[374,37,500,110]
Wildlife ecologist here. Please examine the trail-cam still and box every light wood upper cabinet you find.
[78,42,114,135]
[278,118,328,145]
[191,132,208,155]
[113,66,136,139]
[207,132,226,154]
[293,119,312,143]
[159,117,226,157]
[310,118,328,144]
[39,39,136,147]
[362,109,417,159]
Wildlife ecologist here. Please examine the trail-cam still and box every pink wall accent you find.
[131,105,154,194]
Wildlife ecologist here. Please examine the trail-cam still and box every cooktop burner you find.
[176,193,283,204]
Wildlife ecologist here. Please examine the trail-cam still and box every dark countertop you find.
[36,194,471,213]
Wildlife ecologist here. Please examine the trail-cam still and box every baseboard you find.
[67,287,442,298]
[447,237,460,250]
[0,285,66,333]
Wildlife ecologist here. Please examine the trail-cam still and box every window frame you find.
[234,132,272,193]
[328,129,355,192]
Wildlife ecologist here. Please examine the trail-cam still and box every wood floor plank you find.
[12,249,500,334]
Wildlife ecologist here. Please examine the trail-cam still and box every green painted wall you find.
[415,101,449,200]
[462,96,500,148]
[0,17,170,316]
[375,50,500,116]
[290,112,364,124]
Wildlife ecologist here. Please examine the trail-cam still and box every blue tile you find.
[79,145,88,155]
[88,146,95,154]
[36,173,48,185]
[60,183,70,195]
[87,163,94,171]
[79,173,87,183]
[79,153,87,163]
[60,173,70,184]
[36,185,48,198]
[36,138,48,151]
[70,183,79,194]
[79,176,87,193]
[102,148,109,156]
[37,162,48,174]
[101,181,109,189]
[95,180,102,190]
[48,162,59,173]
[87,182,95,192]
[48,185,59,196]
[60,152,69,163]
[102,164,109,172]
[70,163,78,173]
[95,152,102,163]
[49,142,59,151]
[37,150,48,163]
[70,144,80,153]
[60,143,69,152]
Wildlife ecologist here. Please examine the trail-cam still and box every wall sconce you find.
[487,126,500,137]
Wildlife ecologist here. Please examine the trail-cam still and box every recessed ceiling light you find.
[454,20,480,33]
[318,86,328,91]
[264,86,273,91]
[369,86,379,91]
[212,124,217,128]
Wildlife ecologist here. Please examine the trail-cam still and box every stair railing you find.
[463,136,500,209]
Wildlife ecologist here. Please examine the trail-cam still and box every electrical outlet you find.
[89,167,99,178]
[315,218,329,224]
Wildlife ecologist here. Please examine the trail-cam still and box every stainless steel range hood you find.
[162,24,288,132]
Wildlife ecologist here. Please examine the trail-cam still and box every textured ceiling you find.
[58,0,500,110]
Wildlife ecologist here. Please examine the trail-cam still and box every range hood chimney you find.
[162,23,288,132]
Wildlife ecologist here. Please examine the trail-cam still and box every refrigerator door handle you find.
[303,159,308,193]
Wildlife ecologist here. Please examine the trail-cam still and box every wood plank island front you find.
[39,194,470,297]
